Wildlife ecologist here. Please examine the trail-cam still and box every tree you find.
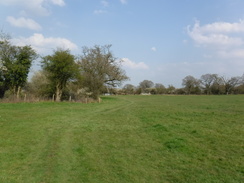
[0,32,37,98]
[209,76,223,94]
[182,75,200,94]
[79,45,129,100]
[200,74,218,95]
[139,80,154,93]
[27,71,53,98]
[221,76,242,95]
[41,48,79,101]
[155,83,166,94]
[166,85,176,94]
[123,84,136,94]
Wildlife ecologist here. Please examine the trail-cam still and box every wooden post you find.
[52,94,55,102]
[24,94,27,102]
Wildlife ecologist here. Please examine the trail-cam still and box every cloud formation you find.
[12,33,78,54]
[6,16,42,31]
[50,0,65,6]
[187,20,244,58]
[121,58,149,70]
[0,0,65,16]
[187,20,244,47]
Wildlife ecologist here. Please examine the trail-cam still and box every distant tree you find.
[135,87,142,95]
[182,75,200,94]
[166,85,176,94]
[209,76,223,94]
[233,84,244,94]
[27,71,53,98]
[41,48,79,101]
[79,45,129,100]
[123,84,136,94]
[139,80,154,93]
[155,83,166,94]
[200,74,218,95]
[221,76,242,95]
[233,74,244,94]
[0,32,37,98]
[175,88,186,95]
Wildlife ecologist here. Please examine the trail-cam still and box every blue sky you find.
[1,0,244,87]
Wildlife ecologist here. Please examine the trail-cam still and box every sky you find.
[1,0,244,87]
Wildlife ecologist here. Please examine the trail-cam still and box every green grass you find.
[0,95,243,183]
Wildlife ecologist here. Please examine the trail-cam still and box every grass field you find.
[0,95,243,183]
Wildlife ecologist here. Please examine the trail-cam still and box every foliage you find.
[123,84,136,94]
[41,48,80,101]
[0,33,37,98]
[138,80,154,93]
[182,75,200,94]
[155,83,166,94]
[26,71,53,98]
[79,45,129,99]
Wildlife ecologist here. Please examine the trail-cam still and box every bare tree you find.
[222,76,242,95]
[79,45,129,100]
[200,74,218,95]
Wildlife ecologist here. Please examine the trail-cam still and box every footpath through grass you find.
[0,95,243,182]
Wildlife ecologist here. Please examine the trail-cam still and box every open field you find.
[0,95,243,183]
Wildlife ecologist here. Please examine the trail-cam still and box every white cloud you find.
[6,16,42,31]
[187,20,244,47]
[120,0,127,4]
[151,47,156,52]
[0,0,65,16]
[50,0,65,6]
[199,20,244,33]
[187,19,244,59]
[12,33,78,54]
[121,58,149,70]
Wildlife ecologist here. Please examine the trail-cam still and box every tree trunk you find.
[55,84,62,102]
[16,86,21,100]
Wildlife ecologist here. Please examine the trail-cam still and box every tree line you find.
[0,32,128,102]
[121,74,244,95]
[1,31,243,102]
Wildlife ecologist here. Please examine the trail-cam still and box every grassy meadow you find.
[0,95,243,183]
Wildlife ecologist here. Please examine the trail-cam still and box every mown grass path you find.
[0,95,243,182]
